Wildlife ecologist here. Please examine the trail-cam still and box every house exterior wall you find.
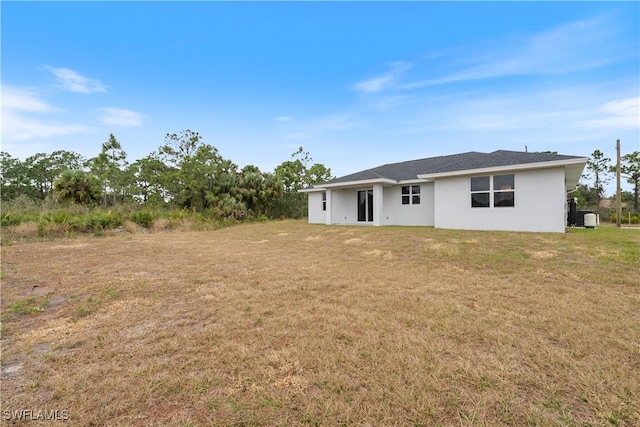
[307,192,325,224]
[433,167,567,232]
[382,183,435,226]
[330,189,358,224]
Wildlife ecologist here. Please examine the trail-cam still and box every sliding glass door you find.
[357,190,373,222]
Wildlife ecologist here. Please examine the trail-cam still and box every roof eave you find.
[417,158,589,179]
[298,187,325,193]
[315,178,398,189]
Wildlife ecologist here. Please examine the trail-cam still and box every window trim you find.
[401,185,421,205]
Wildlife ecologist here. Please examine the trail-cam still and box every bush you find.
[1,204,251,240]
[129,210,156,228]
[609,212,640,224]
[2,211,41,228]
[165,209,190,221]
[1,212,23,227]
[86,210,122,230]
[41,210,72,225]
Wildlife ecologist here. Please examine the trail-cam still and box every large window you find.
[401,185,420,205]
[470,174,514,208]
[322,192,326,211]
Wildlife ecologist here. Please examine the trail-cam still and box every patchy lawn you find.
[1,220,639,426]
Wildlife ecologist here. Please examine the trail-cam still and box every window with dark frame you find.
[322,191,326,211]
[470,176,490,208]
[493,174,515,207]
[470,174,515,208]
[401,185,421,205]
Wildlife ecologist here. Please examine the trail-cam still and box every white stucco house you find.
[301,150,588,233]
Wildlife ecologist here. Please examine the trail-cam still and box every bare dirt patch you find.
[303,235,322,241]
[529,250,558,259]
[47,243,89,250]
[1,221,638,426]
[343,237,363,244]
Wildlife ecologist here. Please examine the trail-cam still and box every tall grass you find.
[0,199,240,241]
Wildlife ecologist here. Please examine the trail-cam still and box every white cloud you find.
[2,110,92,141]
[1,84,92,141]
[386,81,635,142]
[353,62,412,94]
[369,94,417,111]
[401,16,620,89]
[46,66,108,94]
[98,108,148,127]
[580,97,640,130]
[2,85,55,112]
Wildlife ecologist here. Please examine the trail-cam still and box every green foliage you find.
[1,211,25,227]
[619,151,640,211]
[27,150,87,200]
[583,150,612,206]
[54,170,102,205]
[41,210,73,225]
[609,211,640,224]
[1,152,32,200]
[2,131,332,225]
[86,210,122,230]
[272,147,331,218]
[90,134,128,207]
[274,146,333,192]
[8,295,50,316]
[1,150,85,201]
[128,154,169,205]
[572,184,598,209]
[270,192,308,219]
[129,210,157,228]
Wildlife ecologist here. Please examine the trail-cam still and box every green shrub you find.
[165,209,190,221]
[87,210,122,230]
[129,210,156,228]
[67,215,89,232]
[1,212,22,227]
[609,212,640,224]
[41,210,72,225]
[37,221,48,237]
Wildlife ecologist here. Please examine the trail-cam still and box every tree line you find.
[578,149,640,213]
[1,130,333,220]
[3,137,638,222]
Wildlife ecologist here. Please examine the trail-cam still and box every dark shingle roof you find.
[324,151,485,184]
[321,150,586,185]
[427,150,586,175]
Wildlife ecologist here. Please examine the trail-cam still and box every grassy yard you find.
[1,220,639,426]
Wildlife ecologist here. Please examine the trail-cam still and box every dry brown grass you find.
[122,220,142,234]
[1,221,639,426]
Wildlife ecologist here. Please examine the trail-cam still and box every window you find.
[493,174,514,207]
[470,174,515,208]
[322,192,326,211]
[401,185,421,205]
[470,176,490,208]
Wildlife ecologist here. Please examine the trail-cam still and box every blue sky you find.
[2,1,639,194]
